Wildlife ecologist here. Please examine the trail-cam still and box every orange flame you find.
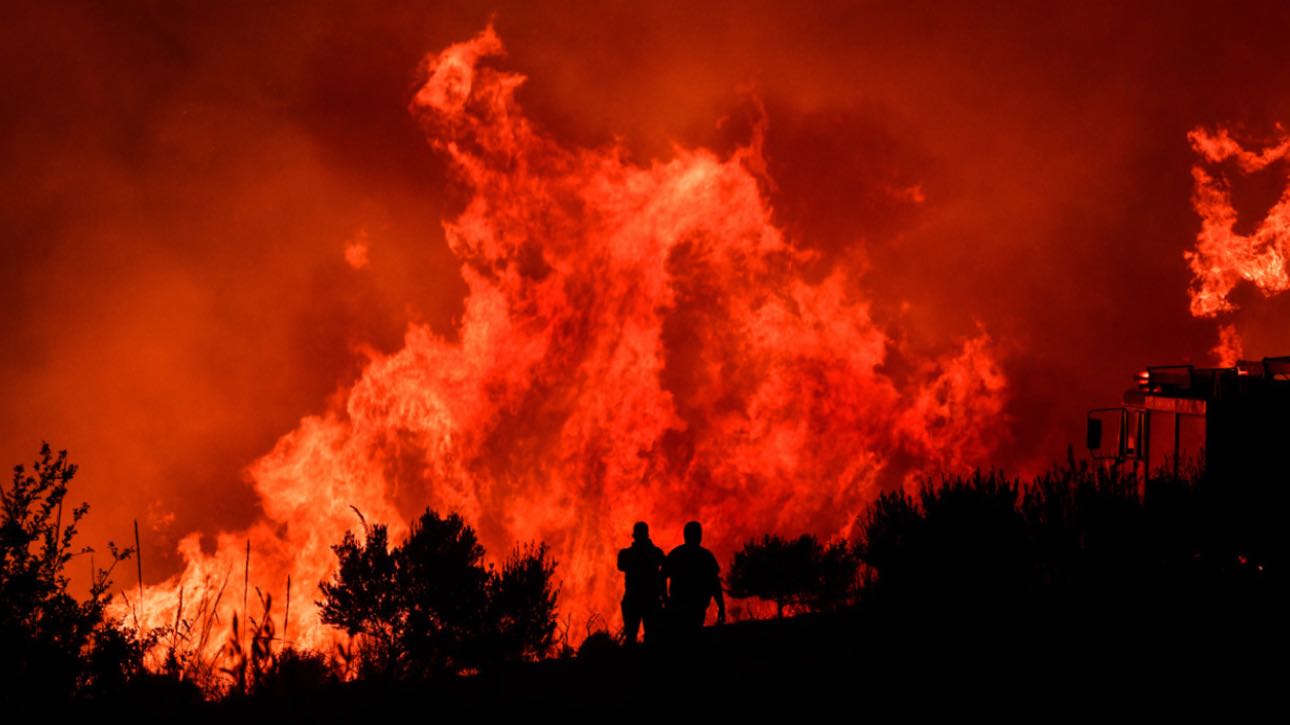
[1213,323,1245,368]
[1185,125,1290,318]
[126,27,1008,658]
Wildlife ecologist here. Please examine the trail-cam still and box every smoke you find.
[4,0,1290,638]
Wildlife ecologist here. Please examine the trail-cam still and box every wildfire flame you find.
[1186,125,1290,361]
[126,27,1007,658]
[1212,323,1245,368]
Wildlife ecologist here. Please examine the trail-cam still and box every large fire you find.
[1186,125,1290,362]
[126,27,1007,656]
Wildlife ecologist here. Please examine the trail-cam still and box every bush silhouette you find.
[0,443,150,705]
[483,542,559,664]
[854,460,1287,624]
[857,471,1043,610]
[728,534,860,617]
[318,508,558,679]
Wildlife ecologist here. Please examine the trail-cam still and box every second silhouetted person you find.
[664,520,726,637]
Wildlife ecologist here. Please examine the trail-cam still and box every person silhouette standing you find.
[617,521,666,645]
[664,520,726,638]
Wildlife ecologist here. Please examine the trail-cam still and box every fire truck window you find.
[1087,409,1122,458]
[1086,418,1102,449]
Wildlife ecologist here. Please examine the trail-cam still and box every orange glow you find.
[344,229,371,270]
[122,27,1008,657]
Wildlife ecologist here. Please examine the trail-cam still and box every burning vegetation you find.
[124,26,1008,658]
[5,6,1290,711]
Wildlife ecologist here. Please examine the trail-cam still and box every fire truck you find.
[1086,356,1290,482]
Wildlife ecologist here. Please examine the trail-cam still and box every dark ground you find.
[187,600,1281,719]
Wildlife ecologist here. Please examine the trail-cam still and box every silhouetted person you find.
[664,520,726,638]
[617,521,666,645]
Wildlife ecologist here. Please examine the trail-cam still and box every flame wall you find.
[125,26,1009,650]
[5,1,1290,653]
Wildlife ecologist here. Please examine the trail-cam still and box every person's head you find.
[632,521,650,542]
[683,520,702,545]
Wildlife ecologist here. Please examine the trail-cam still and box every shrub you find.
[318,508,558,679]
[727,533,860,617]
[0,443,149,704]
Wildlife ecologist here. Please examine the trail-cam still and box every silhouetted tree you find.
[728,534,860,617]
[318,523,403,677]
[0,443,149,705]
[812,538,864,612]
[398,510,491,676]
[318,508,558,680]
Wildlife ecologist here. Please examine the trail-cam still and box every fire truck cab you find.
[1086,356,1290,482]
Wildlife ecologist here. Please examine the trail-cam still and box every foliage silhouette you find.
[484,542,560,663]
[319,523,403,677]
[856,458,1285,623]
[0,443,152,704]
[222,590,277,697]
[219,588,339,702]
[857,469,1067,611]
[727,534,860,617]
[4,440,1283,710]
[151,570,239,698]
[318,508,558,680]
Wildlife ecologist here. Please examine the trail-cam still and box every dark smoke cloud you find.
[4,0,1290,581]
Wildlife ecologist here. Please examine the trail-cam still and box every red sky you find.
[4,0,1290,581]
